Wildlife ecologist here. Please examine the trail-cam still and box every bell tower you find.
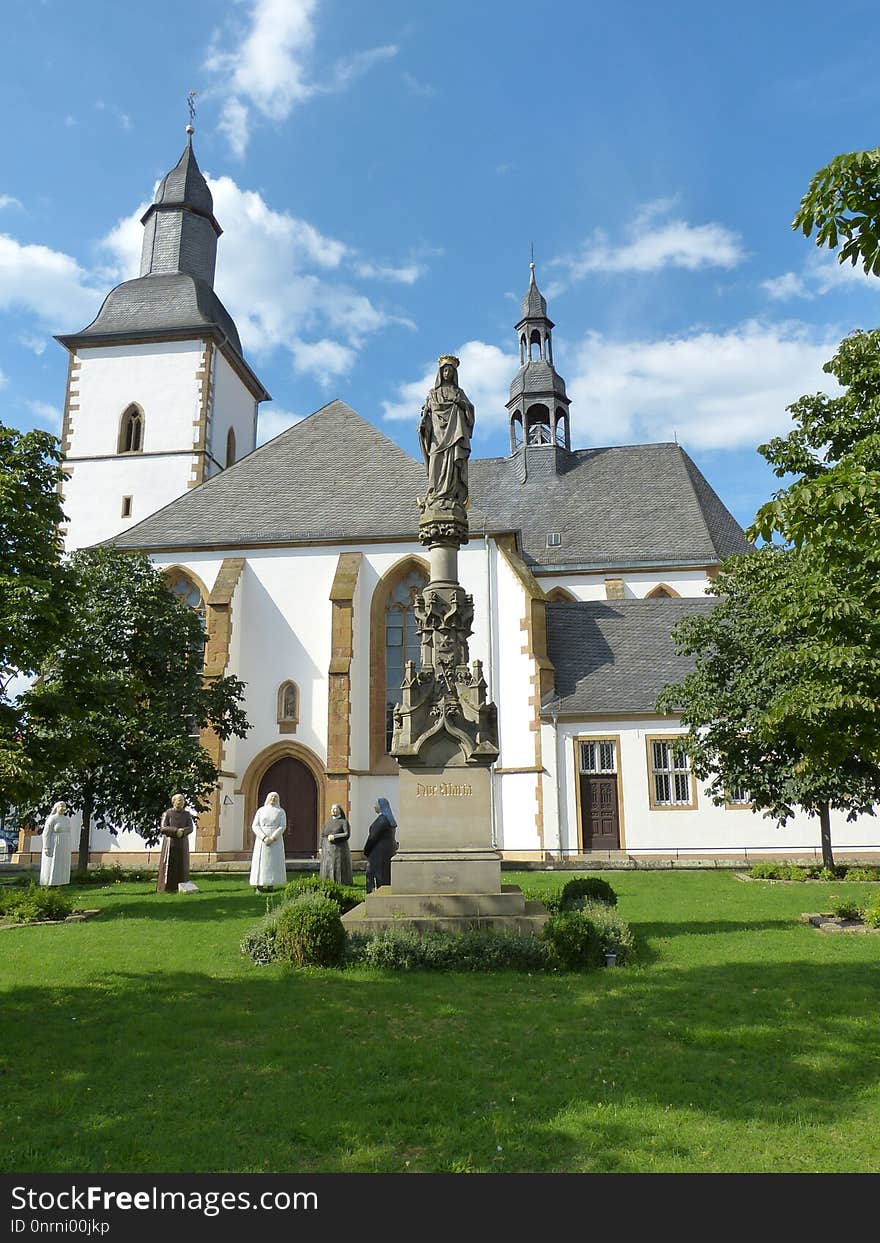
[55,125,270,551]
[506,261,571,456]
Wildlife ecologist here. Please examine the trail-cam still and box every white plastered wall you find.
[536,569,712,600]
[209,350,258,472]
[553,716,880,857]
[62,340,205,551]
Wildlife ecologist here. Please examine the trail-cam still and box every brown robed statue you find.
[156,793,194,893]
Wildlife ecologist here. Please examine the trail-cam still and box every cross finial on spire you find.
[186,89,198,135]
[530,239,535,267]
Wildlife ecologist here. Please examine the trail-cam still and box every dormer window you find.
[546,532,562,548]
[118,405,144,454]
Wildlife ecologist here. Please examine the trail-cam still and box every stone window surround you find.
[645,734,698,811]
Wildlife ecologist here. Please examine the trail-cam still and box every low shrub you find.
[0,884,74,924]
[843,866,880,882]
[275,893,346,967]
[345,927,556,972]
[862,903,880,929]
[283,876,361,913]
[72,865,153,885]
[542,910,605,971]
[748,862,810,881]
[830,898,865,922]
[560,876,617,909]
[240,904,286,965]
[575,899,637,965]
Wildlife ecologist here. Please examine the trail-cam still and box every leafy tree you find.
[793,146,880,275]
[0,423,69,800]
[20,547,250,869]
[657,546,880,869]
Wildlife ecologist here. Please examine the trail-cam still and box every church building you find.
[34,131,879,864]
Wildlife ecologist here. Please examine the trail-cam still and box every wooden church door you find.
[577,740,621,851]
[256,757,318,857]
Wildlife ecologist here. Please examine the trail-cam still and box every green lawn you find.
[1,870,878,1173]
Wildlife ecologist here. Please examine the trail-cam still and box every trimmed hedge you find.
[749,861,880,882]
[274,894,347,967]
[560,876,618,909]
[283,876,361,913]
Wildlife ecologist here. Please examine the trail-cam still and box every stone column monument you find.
[343,357,546,934]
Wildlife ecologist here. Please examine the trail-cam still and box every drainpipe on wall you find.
[484,529,499,849]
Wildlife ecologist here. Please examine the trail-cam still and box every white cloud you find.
[26,400,62,431]
[94,100,132,131]
[205,0,397,157]
[289,337,356,382]
[15,332,47,355]
[355,260,423,284]
[256,406,304,445]
[566,320,841,450]
[763,247,877,301]
[0,195,22,211]
[548,199,745,295]
[0,233,101,328]
[383,341,518,432]
[382,322,841,454]
[0,366,6,389]
[402,71,436,98]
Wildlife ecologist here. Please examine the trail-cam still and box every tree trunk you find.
[77,791,93,873]
[818,801,834,871]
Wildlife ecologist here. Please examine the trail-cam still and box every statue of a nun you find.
[250,792,287,890]
[319,804,352,884]
[363,798,398,893]
[40,801,72,887]
[418,355,475,510]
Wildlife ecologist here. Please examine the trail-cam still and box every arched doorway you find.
[256,756,318,857]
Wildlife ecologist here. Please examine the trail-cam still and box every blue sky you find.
[2,0,880,527]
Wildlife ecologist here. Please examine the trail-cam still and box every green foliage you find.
[576,899,637,964]
[18,547,250,859]
[240,904,286,965]
[519,883,564,915]
[541,910,605,971]
[793,147,880,276]
[0,883,73,924]
[560,876,618,909]
[830,898,865,922]
[283,875,361,913]
[749,862,810,881]
[345,927,556,972]
[274,893,346,967]
[71,865,154,885]
[0,423,70,800]
[843,866,880,882]
[862,902,880,928]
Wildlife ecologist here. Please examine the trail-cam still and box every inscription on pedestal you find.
[416,782,473,798]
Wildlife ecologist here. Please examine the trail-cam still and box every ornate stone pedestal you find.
[342,355,547,938]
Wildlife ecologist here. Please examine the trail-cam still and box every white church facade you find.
[25,132,879,865]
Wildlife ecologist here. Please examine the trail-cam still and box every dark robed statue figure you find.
[418,355,475,510]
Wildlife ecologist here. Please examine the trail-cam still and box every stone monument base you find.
[341,884,548,936]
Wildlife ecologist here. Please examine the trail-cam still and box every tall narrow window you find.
[647,738,695,809]
[277,681,299,733]
[121,496,132,518]
[226,427,236,468]
[118,405,144,454]
[385,568,427,752]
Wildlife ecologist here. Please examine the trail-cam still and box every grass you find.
[0,870,879,1173]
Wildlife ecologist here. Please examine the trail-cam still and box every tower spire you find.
[506,259,571,454]
[138,124,221,286]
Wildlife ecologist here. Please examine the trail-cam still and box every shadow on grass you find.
[2,958,879,1174]
[637,918,798,939]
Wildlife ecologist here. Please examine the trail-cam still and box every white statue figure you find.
[40,802,73,887]
[249,791,287,890]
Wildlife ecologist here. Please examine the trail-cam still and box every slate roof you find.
[519,264,548,320]
[544,597,718,715]
[57,272,244,357]
[112,401,751,563]
[150,135,215,218]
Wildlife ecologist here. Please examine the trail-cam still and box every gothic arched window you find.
[369,558,430,769]
[277,680,299,733]
[166,567,206,623]
[226,427,236,468]
[646,584,680,599]
[118,405,144,454]
[385,569,425,752]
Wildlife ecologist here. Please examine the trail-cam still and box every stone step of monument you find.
[350,885,528,921]
[342,898,549,937]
